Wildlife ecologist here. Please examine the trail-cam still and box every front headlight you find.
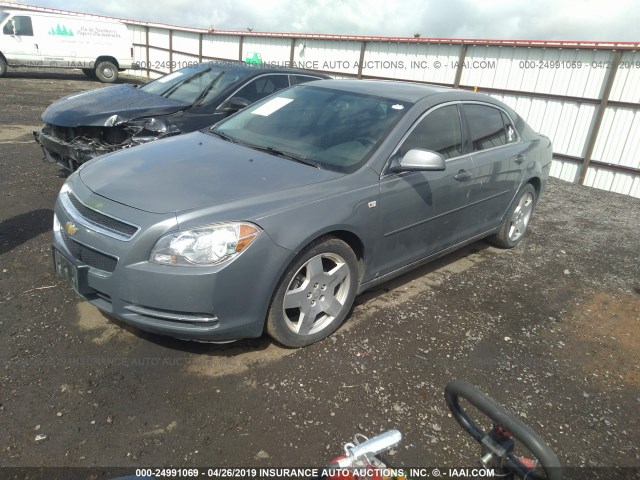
[59,181,71,196]
[127,117,181,143]
[150,222,261,266]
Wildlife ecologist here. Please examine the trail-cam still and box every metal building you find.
[2,2,639,198]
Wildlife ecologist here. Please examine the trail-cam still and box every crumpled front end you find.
[34,124,118,171]
[34,118,180,171]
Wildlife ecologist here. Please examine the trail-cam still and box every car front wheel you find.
[267,237,358,347]
[489,183,537,248]
[0,57,7,77]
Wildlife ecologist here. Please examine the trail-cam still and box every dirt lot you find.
[1,70,639,477]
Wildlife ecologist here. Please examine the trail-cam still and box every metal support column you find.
[453,44,468,88]
[357,41,367,79]
[289,38,296,66]
[168,30,173,72]
[577,50,623,185]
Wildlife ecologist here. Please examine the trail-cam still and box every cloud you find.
[15,0,640,41]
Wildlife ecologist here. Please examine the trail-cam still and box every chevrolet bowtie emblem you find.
[65,222,78,236]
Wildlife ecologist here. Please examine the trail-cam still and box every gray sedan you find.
[52,80,552,347]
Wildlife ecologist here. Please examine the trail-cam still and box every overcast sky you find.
[11,0,640,41]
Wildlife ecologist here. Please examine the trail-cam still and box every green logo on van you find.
[49,24,74,36]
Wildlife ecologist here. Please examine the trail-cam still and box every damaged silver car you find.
[34,62,329,171]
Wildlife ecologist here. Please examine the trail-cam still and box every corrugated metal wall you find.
[129,29,640,197]
[243,37,290,65]
[366,43,460,84]
[3,2,639,197]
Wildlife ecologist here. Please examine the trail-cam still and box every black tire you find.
[267,237,358,347]
[0,57,7,77]
[488,183,537,248]
[82,68,96,79]
[95,61,118,83]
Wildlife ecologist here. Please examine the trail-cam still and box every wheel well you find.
[323,230,365,281]
[0,52,7,64]
[95,56,119,69]
[527,177,541,197]
[262,230,366,332]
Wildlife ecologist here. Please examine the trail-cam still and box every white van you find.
[0,9,136,83]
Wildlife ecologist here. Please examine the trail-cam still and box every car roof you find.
[299,79,497,104]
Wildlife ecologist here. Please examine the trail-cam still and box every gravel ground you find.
[0,70,639,478]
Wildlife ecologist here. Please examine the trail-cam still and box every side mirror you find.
[394,149,446,172]
[217,97,251,115]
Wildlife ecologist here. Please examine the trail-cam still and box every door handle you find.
[454,169,472,181]
[515,155,525,164]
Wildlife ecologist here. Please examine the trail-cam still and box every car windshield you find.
[141,65,242,105]
[210,85,412,173]
[0,12,9,25]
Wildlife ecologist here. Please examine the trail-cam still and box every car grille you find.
[47,123,130,145]
[68,193,138,238]
[61,230,118,273]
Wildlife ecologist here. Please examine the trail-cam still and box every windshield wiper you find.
[208,130,238,143]
[191,72,223,107]
[161,68,211,99]
[248,145,321,169]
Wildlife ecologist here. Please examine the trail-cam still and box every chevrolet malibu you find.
[52,80,552,347]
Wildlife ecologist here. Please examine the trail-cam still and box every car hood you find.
[42,84,190,127]
[78,132,343,214]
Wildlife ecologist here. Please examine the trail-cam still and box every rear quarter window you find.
[290,74,325,85]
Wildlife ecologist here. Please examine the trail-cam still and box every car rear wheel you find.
[95,61,118,83]
[489,183,537,248]
[267,237,358,347]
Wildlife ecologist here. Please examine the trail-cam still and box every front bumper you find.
[34,129,111,171]
[52,179,293,341]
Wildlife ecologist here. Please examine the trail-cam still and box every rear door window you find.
[464,104,510,151]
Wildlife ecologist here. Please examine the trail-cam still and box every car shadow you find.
[94,239,496,357]
[0,208,54,255]
[102,312,275,355]
[354,240,494,306]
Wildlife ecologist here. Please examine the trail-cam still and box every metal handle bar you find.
[445,380,562,480]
